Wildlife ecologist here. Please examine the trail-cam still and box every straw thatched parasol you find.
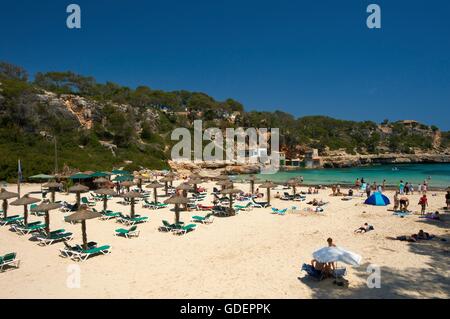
[146,181,164,204]
[120,180,135,193]
[247,175,259,194]
[94,188,116,211]
[164,195,189,224]
[259,181,276,206]
[176,183,193,201]
[159,176,174,196]
[121,191,144,218]
[188,178,203,192]
[217,180,232,190]
[0,188,19,218]
[165,172,177,186]
[31,201,61,234]
[43,181,62,203]
[221,188,243,213]
[10,194,40,225]
[65,205,102,250]
[287,178,300,196]
[69,184,89,207]
[93,177,109,184]
[134,174,148,191]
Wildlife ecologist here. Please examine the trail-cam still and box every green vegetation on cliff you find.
[0,61,448,181]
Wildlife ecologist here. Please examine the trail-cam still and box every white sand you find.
[0,181,449,299]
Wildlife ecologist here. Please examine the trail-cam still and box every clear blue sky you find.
[1,0,449,129]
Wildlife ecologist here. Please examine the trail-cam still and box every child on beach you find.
[418,195,428,215]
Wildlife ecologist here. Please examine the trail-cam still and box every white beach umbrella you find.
[312,247,362,266]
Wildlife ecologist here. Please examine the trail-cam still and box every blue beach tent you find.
[364,192,390,206]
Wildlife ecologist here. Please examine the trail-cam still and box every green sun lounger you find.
[173,224,197,235]
[36,231,73,246]
[100,210,122,220]
[115,225,139,238]
[119,215,148,225]
[70,245,112,261]
[13,222,47,235]
[81,197,96,207]
[191,213,214,224]
[0,252,20,272]
[0,215,24,226]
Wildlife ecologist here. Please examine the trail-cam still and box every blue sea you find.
[242,164,450,189]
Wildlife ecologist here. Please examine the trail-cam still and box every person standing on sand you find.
[399,180,405,195]
[393,191,400,211]
[446,190,450,210]
[418,194,428,215]
[382,179,386,191]
[422,183,428,195]
[366,183,371,198]
[405,182,410,195]
[355,178,361,188]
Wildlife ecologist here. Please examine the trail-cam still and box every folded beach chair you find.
[191,213,214,224]
[70,245,112,262]
[36,231,73,246]
[115,225,140,238]
[173,224,196,235]
[0,252,20,272]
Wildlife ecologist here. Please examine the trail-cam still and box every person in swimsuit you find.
[355,223,374,233]
[399,196,409,212]
[418,195,428,215]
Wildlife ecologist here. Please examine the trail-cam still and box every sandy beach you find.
[1,181,449,299]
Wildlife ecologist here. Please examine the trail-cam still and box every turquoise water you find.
[245,164,450,189]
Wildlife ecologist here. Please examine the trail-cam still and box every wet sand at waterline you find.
[1,182,449,299]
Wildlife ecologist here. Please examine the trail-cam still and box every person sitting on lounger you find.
[310,259,333,276]
[348,189,354,197]
[354,223,374,233]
